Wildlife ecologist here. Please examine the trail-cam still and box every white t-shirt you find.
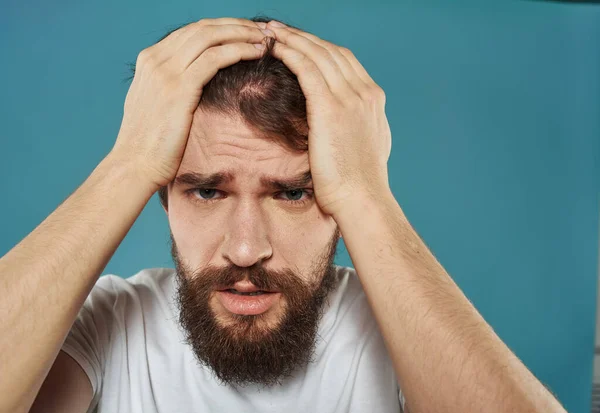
[62,265,405,412]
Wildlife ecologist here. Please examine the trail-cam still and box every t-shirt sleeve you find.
[60,274,122,413]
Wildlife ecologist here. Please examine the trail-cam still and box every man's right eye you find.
[196,188,218,199]
[186,188,222,202]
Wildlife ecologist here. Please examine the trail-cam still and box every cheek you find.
[272,208,336,268]
[168,198,226,264]
[169,191,228,231]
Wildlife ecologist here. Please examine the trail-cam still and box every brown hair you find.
[127,16,308,209]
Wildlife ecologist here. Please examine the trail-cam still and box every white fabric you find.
[61,265,405,412]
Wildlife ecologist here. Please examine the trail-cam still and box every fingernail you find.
[254,43,265,50]
[269,20,286,28]
[261,29,274,36]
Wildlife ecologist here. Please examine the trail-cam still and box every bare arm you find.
[0,18,268,413]
[0,154,156,413]
[29,351,94,413]
[261,20,567,413]
[335,191,566,413]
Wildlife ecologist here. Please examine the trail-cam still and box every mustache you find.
[190,264,310,296]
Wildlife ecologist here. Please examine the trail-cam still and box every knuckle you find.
[339,46,352,56]
[201,46,220,63]
[315,46,331,61]
[187,21,203,33]
[304,59,320,74]
[372,84,386,100]
[197,18,213,26]
[136,48,154,66]
[360,84,384,102]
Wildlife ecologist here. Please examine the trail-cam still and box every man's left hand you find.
[264,20,393,218]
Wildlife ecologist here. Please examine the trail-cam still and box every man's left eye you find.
[283,189,305,201]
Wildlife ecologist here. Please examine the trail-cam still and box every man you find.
[0,15,566,413]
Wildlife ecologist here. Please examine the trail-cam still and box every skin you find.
[0,19,271,413]
[260,20,568,413]
[0,15,568,413]
[165,108,339,326]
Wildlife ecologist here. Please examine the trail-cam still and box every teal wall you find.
[1,1,598,411]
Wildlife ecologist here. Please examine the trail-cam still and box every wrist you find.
[100,152,161,198]
[332,185,401,226]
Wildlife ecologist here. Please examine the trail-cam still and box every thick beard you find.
[171,227,341,388]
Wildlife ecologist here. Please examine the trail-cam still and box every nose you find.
[221,198,273,268]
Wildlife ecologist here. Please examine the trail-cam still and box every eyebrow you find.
[173,170,312,191]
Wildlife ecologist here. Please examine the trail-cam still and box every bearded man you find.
[1,16,566,413]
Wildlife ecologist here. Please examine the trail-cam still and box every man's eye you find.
[280,189,313,205]
[186,188,313,205]
[191,188,220,200]
[283,189,304,201]
[199,189,217,199]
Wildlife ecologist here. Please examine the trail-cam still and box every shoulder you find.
[85,267,177,313]
[329,264,368,310]
[320,265,378,335]
[95,267,175,293]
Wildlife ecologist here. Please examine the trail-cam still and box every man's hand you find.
[264,20,393,217]
[265,21,567,413]
[0,20,271,412]
[111,18,269,191]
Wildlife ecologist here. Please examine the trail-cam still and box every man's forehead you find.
[188,109,302,157]
[177,110,311,189]
[190,109,257,142]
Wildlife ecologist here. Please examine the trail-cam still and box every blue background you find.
[1,1,599,411]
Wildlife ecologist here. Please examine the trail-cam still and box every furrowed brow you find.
[173,170,312,191]
[261,170,312,191]
[173,172,234,187]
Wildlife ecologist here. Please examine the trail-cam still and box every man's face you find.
[164,108,341,386]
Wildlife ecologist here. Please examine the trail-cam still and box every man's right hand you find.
[110,18,269,191]
[0,18,270,413]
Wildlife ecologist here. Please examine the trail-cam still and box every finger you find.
[176,18,264,49]
[281,26,369,94]
[269,41,333,103]
[168,24,269,72]
[337,47,376,87]
[184,42,265,88]
[267,25,354,99]
[198,17,263,28]
[151,19,264,64]
[153,22,196,52]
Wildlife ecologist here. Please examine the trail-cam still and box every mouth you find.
[216,280,279,295]
[220,288,275,296]
[215,286,281,316]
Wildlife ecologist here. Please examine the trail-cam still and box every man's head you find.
[140,17,343,386]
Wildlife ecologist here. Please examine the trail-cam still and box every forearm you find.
[334,191,565,413]
[0,152,157,412]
